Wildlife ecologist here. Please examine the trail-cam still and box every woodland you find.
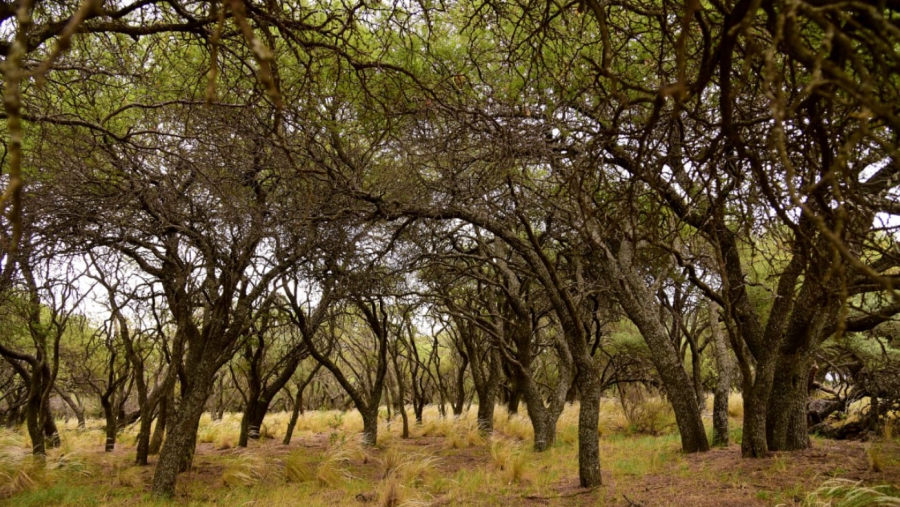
[0,0,899,504]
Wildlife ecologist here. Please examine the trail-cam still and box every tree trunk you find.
[150,382,208,498]
[283,383,305,445]
[397,392,409,439]
[412,392,425,425]
[452,382,466,416]
[710,307,734,447]
[392,379,409,439]
[507,376,522,415]
[101,395,117,452]
[466,340,500,435]
[26,389,45,456]
[521,341,572,452]
[361,406,378,447]
[592,245,710,453]
[689,338,705,412]
[239,391,267,447]
[177,423,198,473]
[475,386,497,434]
[741,356,778,458]
[148,388,171,456]
[523,373,569,453]
[530,410,555,451]
[766,353,812,451]
[575,366,602,487]
[211,373,225,421]
[56,389,86,429]
[135,404,155,465]
[390,350,410,439]
[452,353,468,416]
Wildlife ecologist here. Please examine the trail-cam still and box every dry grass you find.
[0,431,89,500]
[495,412,533,442]
[804,478,900,506]
[221,452,276,487]
[728,392,744,419]
[489,438,527,484]
[378,476,405,507]
[868,444,885,473]
[283,450,316,483]
[2,397,899,506]
[316,434,361,487]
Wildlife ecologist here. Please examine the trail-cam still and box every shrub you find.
[617,386,676,436]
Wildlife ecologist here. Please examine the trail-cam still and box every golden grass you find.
[378,476,405,507]
[316,434,361,487]
[728,392,744,419]
[489,438,527,484]
[283,450,316,483]
[221,452,277,488]
[0,432,89,500]
[868,444,885,473]
[1,397,897,506]
[495,413,533,442]
[804,478,900,507]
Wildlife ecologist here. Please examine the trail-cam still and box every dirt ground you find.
[594,440,900,507]
[12,414,899,507]
[158,433,900,506]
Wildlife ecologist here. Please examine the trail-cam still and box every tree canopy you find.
[1,0,899,498]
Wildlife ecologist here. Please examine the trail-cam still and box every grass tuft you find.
[316,435,359,487]
[221,453,274,488]
[283,450,315,483]
[0,465,39,498]
[868,445,885,473]
[490,438,527,484]
[379,476,405,507]
[804,478,900,506]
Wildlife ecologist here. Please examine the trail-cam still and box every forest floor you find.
[1,400,899,506]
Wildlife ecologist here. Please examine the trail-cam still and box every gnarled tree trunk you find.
[710,306,734,447]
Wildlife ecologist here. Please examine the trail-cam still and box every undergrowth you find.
[0,397,897,506]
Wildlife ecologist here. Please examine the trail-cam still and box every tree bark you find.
[55,388,86,429]
[741,357,778,458]
[26,388,45,456]
[148,386,172,456]
[710,306,734,447]
[101,393,117,452]
[135,402,155,464]
[766,353,812,451]
[520,333,573,452]
[150,376,210,497]
[575,364,602,487]
[283,364,321,445]
[361,406,379,446]
[452,353,468,416]
[599,255,710,453]
[473,347,501,434]
[389,354,410,439]
[238,389,264,447]
[283,386,303,445]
